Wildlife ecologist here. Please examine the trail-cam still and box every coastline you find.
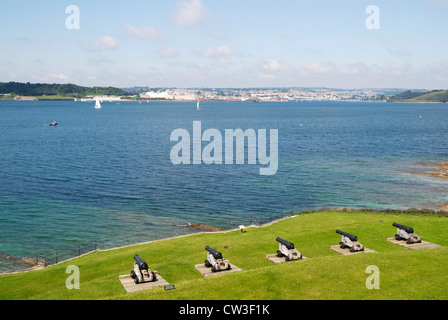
[407,162,448,211]
[1,207,447,275]
[408,162,448,181]
[2,96,446,103]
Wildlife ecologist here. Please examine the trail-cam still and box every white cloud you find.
[83,36,118,51]
[31,73,69,82]
[159,47,180,58]
[388,47,414,58]
[124,24,169,41]
[340,63,371,75]
[171,0,210,27]
[302,62,337,74]
[260,59,288,71]
[49,73,68,80]
[201,45,234,58]
[87,55,113,67]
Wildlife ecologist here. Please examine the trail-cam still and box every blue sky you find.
[1,0,447,89]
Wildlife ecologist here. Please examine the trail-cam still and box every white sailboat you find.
[94,97,102,109]
[197,100,200,110]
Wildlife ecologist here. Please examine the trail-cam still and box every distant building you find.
[141,91,174,100]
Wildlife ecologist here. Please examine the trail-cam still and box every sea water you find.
[0,100,447,271]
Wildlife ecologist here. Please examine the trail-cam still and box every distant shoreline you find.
[1,97,447,103]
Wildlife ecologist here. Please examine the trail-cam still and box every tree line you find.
[0,82,127,98]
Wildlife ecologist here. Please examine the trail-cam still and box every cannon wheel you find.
[204,260,211,268]
[227,264,232,270]
[151,271,157,281]
[395,234,402,241]
[211,266,217,273]
[276,250,283,257]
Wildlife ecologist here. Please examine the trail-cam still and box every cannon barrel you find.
[336,229,358,242]
[276,237,295,250]
[134,255,149,270]
[205,246,223,260]
[393,222,414,234]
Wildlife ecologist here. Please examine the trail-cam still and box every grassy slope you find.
[0,211,447,300]
[407,90,448,103]
[403,90,448,103]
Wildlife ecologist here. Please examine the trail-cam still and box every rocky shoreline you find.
[407,162,448,211]
[187,222,224,232]
[409,162,448,181]
[0,252,48,268]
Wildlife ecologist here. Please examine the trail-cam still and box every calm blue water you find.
[1,100,447,271]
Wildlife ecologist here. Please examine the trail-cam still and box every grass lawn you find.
[0,210,447,300]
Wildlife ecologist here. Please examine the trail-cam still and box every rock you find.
[188,223,223,232]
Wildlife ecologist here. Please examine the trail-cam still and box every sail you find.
[197,100,200,110]
[95,98,101,109]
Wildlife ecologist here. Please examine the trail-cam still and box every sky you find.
[1,0,448,89]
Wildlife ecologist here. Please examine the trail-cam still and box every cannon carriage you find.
[275,237,302,261]
[130,255,157,284]
[204,246,231,272]
[393,222,421,244]
[336,229,364,252]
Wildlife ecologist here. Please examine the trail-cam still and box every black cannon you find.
[205,246,223,260]
[276,237,302,261]
[204,245,230,272]
[276,237,295,250]
[393,222,421,244]
[336,229,364,252]
[336,229,358,242]
[392,222,414,234]
[130,255,157,284]
[134,255,149,271]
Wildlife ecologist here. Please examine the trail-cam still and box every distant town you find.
[1,86,391,102]
[135,87,387,102]
[124,87,447,103]
[1,81,446,103]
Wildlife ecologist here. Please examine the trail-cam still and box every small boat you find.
[48,121,59,127]
[94,98,101,109]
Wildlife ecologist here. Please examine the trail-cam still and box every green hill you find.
[387,89,448,103]
[0,81,126,99]
[0,209,447,300]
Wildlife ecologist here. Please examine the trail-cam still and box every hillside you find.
[0,81,127,99]
[0,209,446,301]
[387,89,448,103]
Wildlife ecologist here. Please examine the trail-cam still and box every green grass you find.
[0,210,447,300]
